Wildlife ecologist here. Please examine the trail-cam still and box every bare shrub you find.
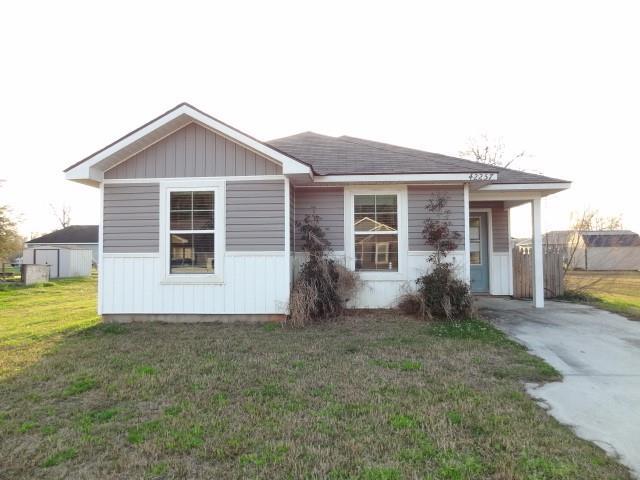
[397,289,429,319]
[287,213,361,327]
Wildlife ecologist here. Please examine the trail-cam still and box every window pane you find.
[375,213,397,231]
[354,194,398,232]
[170,233,214,273]
[354,195,375,214]
[375,195,397,212]
[469,217,480,241]
[470,242,481,265]
[193,210,214,230]
[355,234,398,271]
[171,192,192,210]
[170,211,192,230]
[354,216,380,231]
[193,191,214,210]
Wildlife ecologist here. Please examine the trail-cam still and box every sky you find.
[1,0,638,239]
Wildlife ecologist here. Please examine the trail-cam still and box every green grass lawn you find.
[564,270,640,320]
[0,276,631,479]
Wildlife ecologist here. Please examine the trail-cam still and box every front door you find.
[469,213,489,293]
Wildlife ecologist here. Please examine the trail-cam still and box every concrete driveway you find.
[478,297,640,478]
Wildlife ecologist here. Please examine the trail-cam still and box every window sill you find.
[356,271,406,282]
[160,275,224,285]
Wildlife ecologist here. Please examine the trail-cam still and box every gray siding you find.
[408,185,465,251]
[104,183,159,253]
[105,123,282,179]
[294,187,344,251]
[470,201,509,252]
[289,184,295,252]
[226,180,285,251]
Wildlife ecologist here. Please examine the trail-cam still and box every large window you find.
[169,191,215,274]
[354,194,398,271]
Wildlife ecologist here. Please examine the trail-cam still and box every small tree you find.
[565,208,624,272]
[399,194,474,320]
[422,195,461,266]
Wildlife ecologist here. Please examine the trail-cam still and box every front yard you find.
[0,277,630,479]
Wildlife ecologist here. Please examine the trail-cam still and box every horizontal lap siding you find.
[294,187,344,251]
[104,184,159,252]
[470,201,509,252]
[104,123,282,179]
[226,180,285,251]
[408,185,464,250]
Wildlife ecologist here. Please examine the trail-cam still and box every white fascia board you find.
[65,164,103,187]
[313,173,497,183]
[478,182,571,191]
[65,104,311,183]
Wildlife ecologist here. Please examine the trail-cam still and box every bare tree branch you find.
[49,203,72,229]
[459,133,526,169]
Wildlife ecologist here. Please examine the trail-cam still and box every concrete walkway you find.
[478,297,640,478]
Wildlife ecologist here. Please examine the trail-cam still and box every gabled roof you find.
[64,103,569,188]
[268,132,567,184]
[64,103,312,186]
[26,225,98,244]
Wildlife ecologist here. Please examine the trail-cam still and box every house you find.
[545,230,640,271]
[25,225,99,265]
[64,103,570,320]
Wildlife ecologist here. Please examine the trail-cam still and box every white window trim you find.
[344,185,408,281]
[159,180,226,284]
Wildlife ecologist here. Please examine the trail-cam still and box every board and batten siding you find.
[104,183,160,253]
[408,185,465,250]
[104,123,282,179]
[294,187,345,251]
[470,201,509,252]
[226,180,285,251]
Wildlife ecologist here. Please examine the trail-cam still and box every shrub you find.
[417,263,474,320]
[288,213,360,327]
[398,194,474,321]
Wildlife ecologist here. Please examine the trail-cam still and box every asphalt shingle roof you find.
[581,231,640,247]
[26,225,98,244]
[268,132,567,184]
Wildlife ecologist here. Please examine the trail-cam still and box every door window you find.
[469,216,482,265]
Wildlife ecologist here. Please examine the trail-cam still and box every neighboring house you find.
[64,103,570,320]
[25,225,99,265]
[545,230,640,271]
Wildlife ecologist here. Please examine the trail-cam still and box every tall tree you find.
[0,205,23,263]
[459,134,526,169]
[50,203,72,229]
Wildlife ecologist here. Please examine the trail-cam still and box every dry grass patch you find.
[0,277,632,479]
[564,270,640,320]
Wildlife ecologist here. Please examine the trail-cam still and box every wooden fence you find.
[512,246,565,298]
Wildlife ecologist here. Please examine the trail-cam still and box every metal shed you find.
[21,247,92,278]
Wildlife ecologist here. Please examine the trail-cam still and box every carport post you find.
[531,197,544,308]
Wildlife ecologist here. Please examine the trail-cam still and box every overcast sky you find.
[1,1,638,239]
